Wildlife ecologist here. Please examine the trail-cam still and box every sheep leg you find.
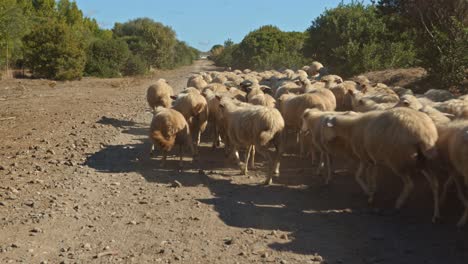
[315,152,324,176]
[249,145,255,169]
[441,175,454,204]
[255,146,274,185]
[160,151,168,168]
[367,165,378,204]
[450,173,468,227]
[149,143,157,158]
[178,144,184,168]
[241,146,251,176]
[422,169,440,223]
[395,172,414,210]
[324,152,332,185]
[212,124,218,149]
[355,162,370,196]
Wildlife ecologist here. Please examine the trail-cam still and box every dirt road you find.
[1,60,467,263]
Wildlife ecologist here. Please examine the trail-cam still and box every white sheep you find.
[217,96,284,184]
[436,120,468,226]
[172,92,209,153]
[363,108,439,222]
[149,107,195,167]
[146,79,174,110]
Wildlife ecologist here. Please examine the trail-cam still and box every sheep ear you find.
[219,104,224,109]
[442,113,455,118]
[170,95,177,100]
[348,89,355,96]
[336,79,343,84]
[402,100,410,106]
[215,95,222,101]
[245,87,252,92]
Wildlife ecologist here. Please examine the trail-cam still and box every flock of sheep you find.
[145,62,468,227]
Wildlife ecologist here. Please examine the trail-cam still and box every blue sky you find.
[75,0,369,51]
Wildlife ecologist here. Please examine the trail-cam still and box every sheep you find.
[202,83,229,94]
[212,74,228,84]
[149,107,195,167]
[187,75,208,90]
[432,99,468,120]
[348,89,399,112]
[181,87,201,94]
[172,91,209,153]
[459,94,468,101]
[227,87,247,102]
[307,61,324,77]
[249,93,276,108]
[363,108,440,222]
[396,94,451,124]
[423,89,455,102]
[278,91,336,156]
[301,109,358,184]
[202,89,227,149]
[217,96,284,184]
[274,80,303,99]
[321,110,384,197]
[146,79,174,110]
[351,75,371,86]
[435,120,468,226]
[391,86,413,97]
[329,81,359,111]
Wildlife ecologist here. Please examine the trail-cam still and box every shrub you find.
[23,19,86,80]
[303,3,418,77]
[122,54,147,76]
[85,38,130,78]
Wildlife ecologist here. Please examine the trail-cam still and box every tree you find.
[0,0,28,77]
[374,0,468,89]
[23,19,86,80]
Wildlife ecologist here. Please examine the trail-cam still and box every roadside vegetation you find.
[210,0,467,92]
[0,0,199,80]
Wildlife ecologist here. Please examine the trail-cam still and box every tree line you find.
[0,0,199,80]
[210,0,467,91]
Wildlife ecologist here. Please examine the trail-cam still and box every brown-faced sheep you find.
[149,107,195,167]
[217,96,284,184]
[146,79,174,110]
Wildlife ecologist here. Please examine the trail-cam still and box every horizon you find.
[75,0,370,51]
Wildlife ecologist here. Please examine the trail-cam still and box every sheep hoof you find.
[263,178,272,185]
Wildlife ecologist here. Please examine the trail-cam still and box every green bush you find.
[122,54,147,76]
[23,19,86,80]
[212,26,308,70]
[113,18,177,69]
[85,38,130,78]
[303,3,418,77]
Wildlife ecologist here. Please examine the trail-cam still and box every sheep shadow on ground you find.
[85,117,468,264]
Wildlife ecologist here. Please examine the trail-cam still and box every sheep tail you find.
[150,130,175,152]
[192,103,204,117]
[259,130,275,146]
[416,142,438,168]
